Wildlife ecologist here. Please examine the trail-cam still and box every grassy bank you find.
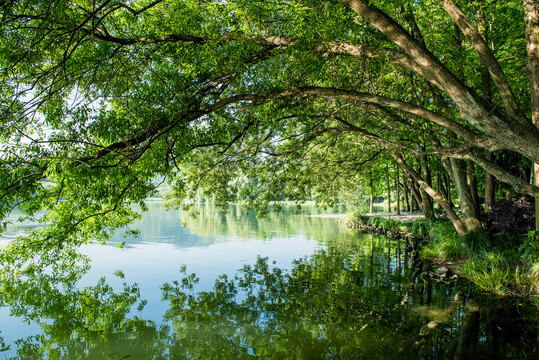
[343,210,539,298]
[422,221,538,297]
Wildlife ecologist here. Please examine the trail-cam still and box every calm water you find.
[0,202,537,359]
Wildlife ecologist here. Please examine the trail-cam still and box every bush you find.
[366,217,406,233]
[486,195,535,235]
[519,231,539,263]
[344,210,369,225]
[417,217,539,297]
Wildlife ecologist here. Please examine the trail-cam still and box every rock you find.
[436,267,448,276]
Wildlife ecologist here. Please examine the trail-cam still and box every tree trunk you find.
[409,178,423,213]
[408,175,424,213]
[403,181,411,212]
[436,168,442,210]
[479,10,496,214]
[467,160,481,217]
[396,164,401,215]
[449,158,482,232]
[386,160,391,213]
[344,0,539,165]
[445,173,452,206]
[524,0,539,232]
[485,151,495,213]
[440,155,482,233]
[393,153,467,235]
[420,151,434,218]
[370,171,374,214]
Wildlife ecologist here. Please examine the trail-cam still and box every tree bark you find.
[445,174,452,206]
[408,177,423,213]
[387,160,391,212]
[524,0,539,232]
[420,150,434,218]
[403,181,411,212]
[467,159,480,217]
[485,151,495,213]
[478,7,496,214]
[342,0,539,164]
[393,153,467,235]
[396,164,401,215]
[370,171,374,214]
[451,152,539,197]
[449,158,482,232]
[443,0,522,118]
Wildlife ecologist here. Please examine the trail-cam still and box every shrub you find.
[519,231,539,263]
[486,195,535,235]
[366,217,405,232]
[344,210,369,225]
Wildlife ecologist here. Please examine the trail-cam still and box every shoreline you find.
[308,211,425,223]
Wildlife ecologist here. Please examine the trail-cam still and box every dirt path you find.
[308,212,425,223]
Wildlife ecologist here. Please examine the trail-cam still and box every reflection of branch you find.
[419,292,463,336]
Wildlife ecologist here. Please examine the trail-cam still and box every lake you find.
[0,202,537,359]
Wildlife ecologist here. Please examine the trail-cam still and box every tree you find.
[524,0,539,231]
[0,0,538,242]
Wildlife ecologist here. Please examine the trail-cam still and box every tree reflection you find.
[0,243,162,359]
[0,235,537,359]
[180,203,349,241]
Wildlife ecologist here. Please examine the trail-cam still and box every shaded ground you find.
[308,212,425,223]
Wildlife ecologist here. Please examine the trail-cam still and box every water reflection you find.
[102,202,348,248]
[1,229,537,359]
[180,203,348,241]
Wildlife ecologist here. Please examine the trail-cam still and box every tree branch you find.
[450,152,539,197]
[441,0,522,119]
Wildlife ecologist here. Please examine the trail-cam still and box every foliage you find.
[0,243,161,359]
[0,0,537,247]
[418,219,539,296]
[407,219,432,238]
[422,221,468,260]
[462,230,492,255]
[460,249,534,297]
[486,195,535,235]
[423,222,497,260]
[519,231,539,263]
[159,250,474,359]
[462,253,514,296]
[1,214,538,357]
[344,209,370,225]
[366,216,405,233]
